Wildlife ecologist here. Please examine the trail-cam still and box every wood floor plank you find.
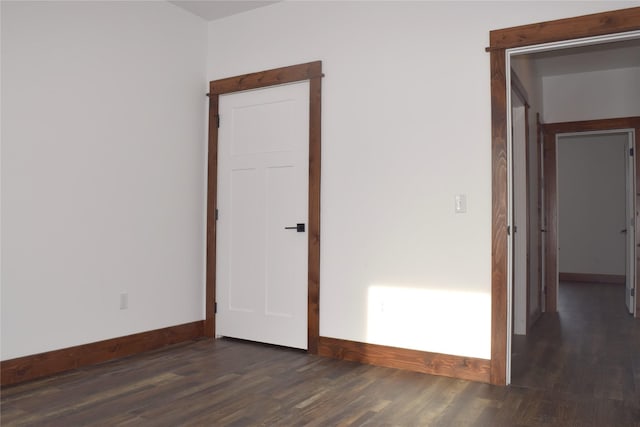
[2,282,639,426]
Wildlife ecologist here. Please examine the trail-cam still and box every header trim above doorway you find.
[489,8,640,50]
[210,62,324,95]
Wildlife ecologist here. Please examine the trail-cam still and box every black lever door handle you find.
[284,223,305,232]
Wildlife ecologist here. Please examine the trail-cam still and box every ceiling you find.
[168,0,280,21]
[522,37,640,77]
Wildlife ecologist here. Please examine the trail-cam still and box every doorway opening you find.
[205,62,323,354]
[489,8,640,385]
[543,123,639,314]
[510,123,639,389]
[507,41,640,386]
[508,37,640,386]
[556,130,633,307]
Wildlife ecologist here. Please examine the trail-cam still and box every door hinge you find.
[507,225,511,236]
[632,289,635,297]
[215,208,219,220]
[214,302,218,313]
[631,148,634,156]
[216,114,220,128]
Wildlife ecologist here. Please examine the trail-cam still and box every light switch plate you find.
[455,194,467,213]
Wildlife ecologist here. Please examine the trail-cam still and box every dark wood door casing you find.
[206,62,323,353]
[489,7,640,385]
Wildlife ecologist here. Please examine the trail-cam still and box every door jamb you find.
[489,7,640,385]
[510,70,532,334]
[205,61,323,354]
[533,112,544,325]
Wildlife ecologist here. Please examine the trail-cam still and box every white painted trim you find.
[507,30,640,57]
[505,55,514,386]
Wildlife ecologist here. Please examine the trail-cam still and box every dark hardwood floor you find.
[2,282,639,426]
[511,281,640,425]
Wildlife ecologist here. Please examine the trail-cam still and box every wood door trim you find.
[559,273,626,284]
[489,8,640,385]
[318,337,491,383]
[210,62,324,95]
[490,48,508,386]
[489,7,640,50]
[206,61,323,353]
[544,117,640,134]
[542,116,640,314]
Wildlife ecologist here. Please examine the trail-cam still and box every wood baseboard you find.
[318,336,490,383]
[1,321,205,387]
[559,272,625,285]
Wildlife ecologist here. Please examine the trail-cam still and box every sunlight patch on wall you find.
[367,284,490,359]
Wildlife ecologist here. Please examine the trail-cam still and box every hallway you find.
[511,281,640,402]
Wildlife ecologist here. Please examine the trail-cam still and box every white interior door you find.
[625,132,636,315]
[539,132,546,313]
[216,81,309,349]
[512,98,527,335]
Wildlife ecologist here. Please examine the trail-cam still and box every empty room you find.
[1,1,639,425]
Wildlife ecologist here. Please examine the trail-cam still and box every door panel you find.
[625,133,636,315]
[543,131,558,313]
[229,168,261,313]
[543,122,638,316]
[217,81,310,349]
[512,100,527,335]
[538,124,546,314]
[265,165,307,318]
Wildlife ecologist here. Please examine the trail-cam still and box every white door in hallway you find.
[216,81,309,349]
[625,132,636,316]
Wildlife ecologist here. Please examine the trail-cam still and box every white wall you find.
[558,133,628,276]
[543,67,640,123]
[2,0,631,363]
[511,57,543,115]
[208,1,634,359]
[1,1,207,360]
